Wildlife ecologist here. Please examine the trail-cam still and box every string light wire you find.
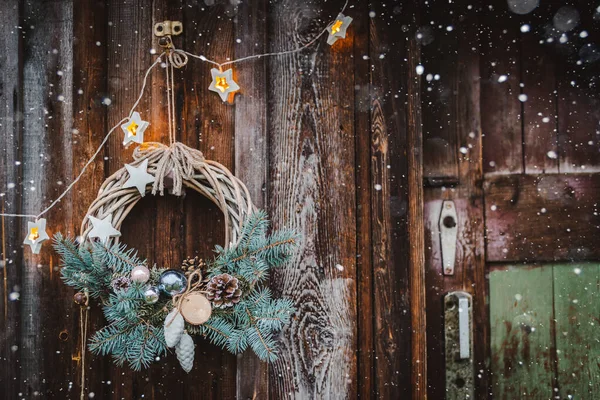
[0,0,351,219]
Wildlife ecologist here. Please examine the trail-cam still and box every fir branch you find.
[231,238,297,263]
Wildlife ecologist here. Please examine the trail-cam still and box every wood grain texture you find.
[352,1,374,397]
[0,2,23,398]
[181,1,236,398]
[481,0,523,175]
[421,3,490,397]
[406,38,427,400]
[489,266,556,399]
[554,263,600,399]
[20,1,77,397]
[520,3,559,174]
[267,0,357,397]
[233,0,269,397]
[71,2,109,397]
[484,173,600,262]
[556,1,600,173]
[369,0,412,397]
[420,1,459,181]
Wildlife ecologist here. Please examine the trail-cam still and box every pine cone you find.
[181,256,206,280]
[205,273,242,308]
[111,276,131,292]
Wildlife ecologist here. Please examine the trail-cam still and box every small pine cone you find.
[181,256,206,281]
[205,273,242,308]
[111,275,131,292]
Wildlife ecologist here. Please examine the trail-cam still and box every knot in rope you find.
[133,142,205,196]
[168,49,189,69]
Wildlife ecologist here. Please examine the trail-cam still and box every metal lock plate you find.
[154,21,183,37]
[444,291,474,399]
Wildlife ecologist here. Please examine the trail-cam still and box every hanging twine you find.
[78,292,90,400]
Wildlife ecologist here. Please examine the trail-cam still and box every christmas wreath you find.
[53,141,298,372]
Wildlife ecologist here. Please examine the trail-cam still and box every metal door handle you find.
[439,200,458,275]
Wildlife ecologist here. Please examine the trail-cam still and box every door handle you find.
[444,291,474,398]
[439,200,458,275]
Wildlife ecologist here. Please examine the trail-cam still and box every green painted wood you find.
[490,266,556,399]
[554,264,600,399]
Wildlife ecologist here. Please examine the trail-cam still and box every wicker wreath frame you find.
[80,142,255,248]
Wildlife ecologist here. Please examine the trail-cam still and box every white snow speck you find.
[416,65,425,75]
[374,184,382,191]
[335,264,344,271]
[498,75,508,83]
[547,150,558,159]
[520,24,530,33]
[518,94,528,102]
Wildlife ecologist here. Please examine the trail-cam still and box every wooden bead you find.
[73,292,87,306]
[180,292,212,325]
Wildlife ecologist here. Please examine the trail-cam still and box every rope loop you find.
[168,49,189,69]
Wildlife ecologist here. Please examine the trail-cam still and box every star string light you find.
[208,68,240,102]
[121,112,150,146]
[327,13,353,45]
[23,219,49,254]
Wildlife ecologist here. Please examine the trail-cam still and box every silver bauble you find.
[144,286,160,304]
[158,269,187,297]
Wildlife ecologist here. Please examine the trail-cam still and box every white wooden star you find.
[23,218,49,254]
[327,14,353,45]
[123,159,155,197]
[208,68,240,102]
[121,112,149,146]
[88,215,121,243]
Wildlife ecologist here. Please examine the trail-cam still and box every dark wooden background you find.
[1,0,599,399]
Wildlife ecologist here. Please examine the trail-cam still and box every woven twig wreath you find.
[80,142,255,247]
[56,140,297,373]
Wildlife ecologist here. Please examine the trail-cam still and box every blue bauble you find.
[158,269,187,297]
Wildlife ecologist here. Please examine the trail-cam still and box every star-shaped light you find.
[121,112,149,146]
[327,14,353,45]
[123,159,155,197]
[23,219,49,254]
[208,68,240,102]
[88,214,121,243]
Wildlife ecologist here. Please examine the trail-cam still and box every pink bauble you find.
[130,265,150,283]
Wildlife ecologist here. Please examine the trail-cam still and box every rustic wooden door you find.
[422,0,600,399]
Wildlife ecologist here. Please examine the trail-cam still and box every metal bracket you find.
[444,291,474,398]
[154,21,183,37]
[439,200,458,275]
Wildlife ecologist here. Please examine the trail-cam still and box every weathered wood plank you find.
[180,1,236,398]
[484,173,600,262]
[489,265,556,399]
[70,1,109,397]
[105,0,153,397]
[352,0,374,397]
[406,37,428,400]
[369,0,412,397]
[19,1,77,397]
[553,263,600,399]
[267,0,357,397]
[420,2,459,182]
[0,2,23,398]
[233,0,269,397]
[556,1,600,173]
[521,4,559,174]
[421,2,490,397]
[481,0,523,175]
